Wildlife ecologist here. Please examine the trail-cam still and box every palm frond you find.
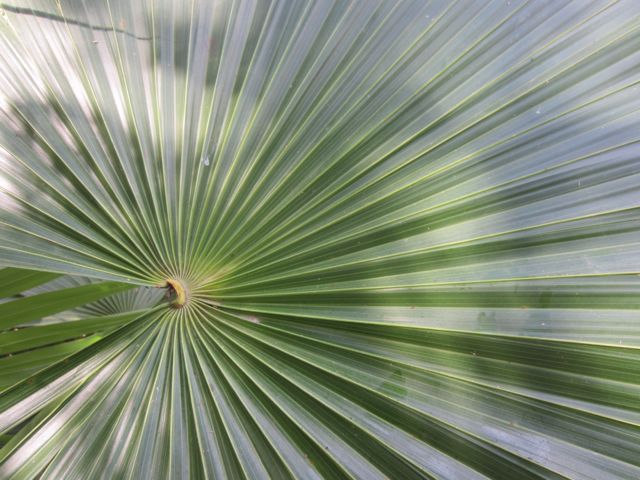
[1,1,639,478]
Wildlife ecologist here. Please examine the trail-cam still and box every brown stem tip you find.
[165,279,187,308]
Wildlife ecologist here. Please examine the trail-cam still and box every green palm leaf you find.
[1,0,639,478]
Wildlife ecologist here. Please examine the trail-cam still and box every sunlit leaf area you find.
[1,1,639,478]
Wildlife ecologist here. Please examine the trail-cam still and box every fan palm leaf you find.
[0,0,639,478]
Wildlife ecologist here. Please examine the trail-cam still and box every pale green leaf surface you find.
[0,337,99,391]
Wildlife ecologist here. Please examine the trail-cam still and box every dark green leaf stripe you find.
[0,310,148,356]
[0,282,137,330]
[0,268,59,299]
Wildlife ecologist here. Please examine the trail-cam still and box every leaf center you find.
[165,278,188,308]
